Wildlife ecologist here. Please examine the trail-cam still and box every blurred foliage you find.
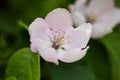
[101,24,120,80]
[5,76,17,80]
[49,60,97,80]
[0,0,120,80]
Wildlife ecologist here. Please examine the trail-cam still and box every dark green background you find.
[0,0,120,80]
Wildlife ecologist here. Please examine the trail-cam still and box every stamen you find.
[48,29,68,50]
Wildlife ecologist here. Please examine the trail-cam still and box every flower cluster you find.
[29,0,120,65]
[70,0,120,38]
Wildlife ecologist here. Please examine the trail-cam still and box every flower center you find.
[49,28,66,50]
[87,14,97,23]
[52,34,65,50]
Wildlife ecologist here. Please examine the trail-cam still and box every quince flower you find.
[29,8,92,65]
[70,0,120,38]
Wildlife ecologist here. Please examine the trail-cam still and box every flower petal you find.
[87,0,114,16]
[29,18,52,40]
[29,18,52,52]
[30,42,38,52]
[72,11,86,26]
[74,0,87,13]
[69,4,76,13]
[58,47,89,63]
[45,8,72,31]
[63,23,92,49]
[36,39,59,65]
[92,8,120,38]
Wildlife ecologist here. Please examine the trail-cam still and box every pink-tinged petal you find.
[45,8,72,31]
[29,18,52,41]
[87,0,114,16]
[92,8,120,38]
[29,18,52,52]
[63,23,92,49]
[30,42,38,52]
[92,22,113,38]
[69,4,75,13]
[98,8,120,28]
[36,39,59,65]
[57,47,89,63]
[74,0,87,13]
[72,11,86,26]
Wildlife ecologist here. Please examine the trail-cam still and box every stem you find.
[18,21,28,30]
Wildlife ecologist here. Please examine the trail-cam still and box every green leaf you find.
[5,48,40,80]
[49,60,97,80]
[5,76,17,80]
[101,25,120,80]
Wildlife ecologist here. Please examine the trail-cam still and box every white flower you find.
[70,0,120,38]
[29,8,92,65]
